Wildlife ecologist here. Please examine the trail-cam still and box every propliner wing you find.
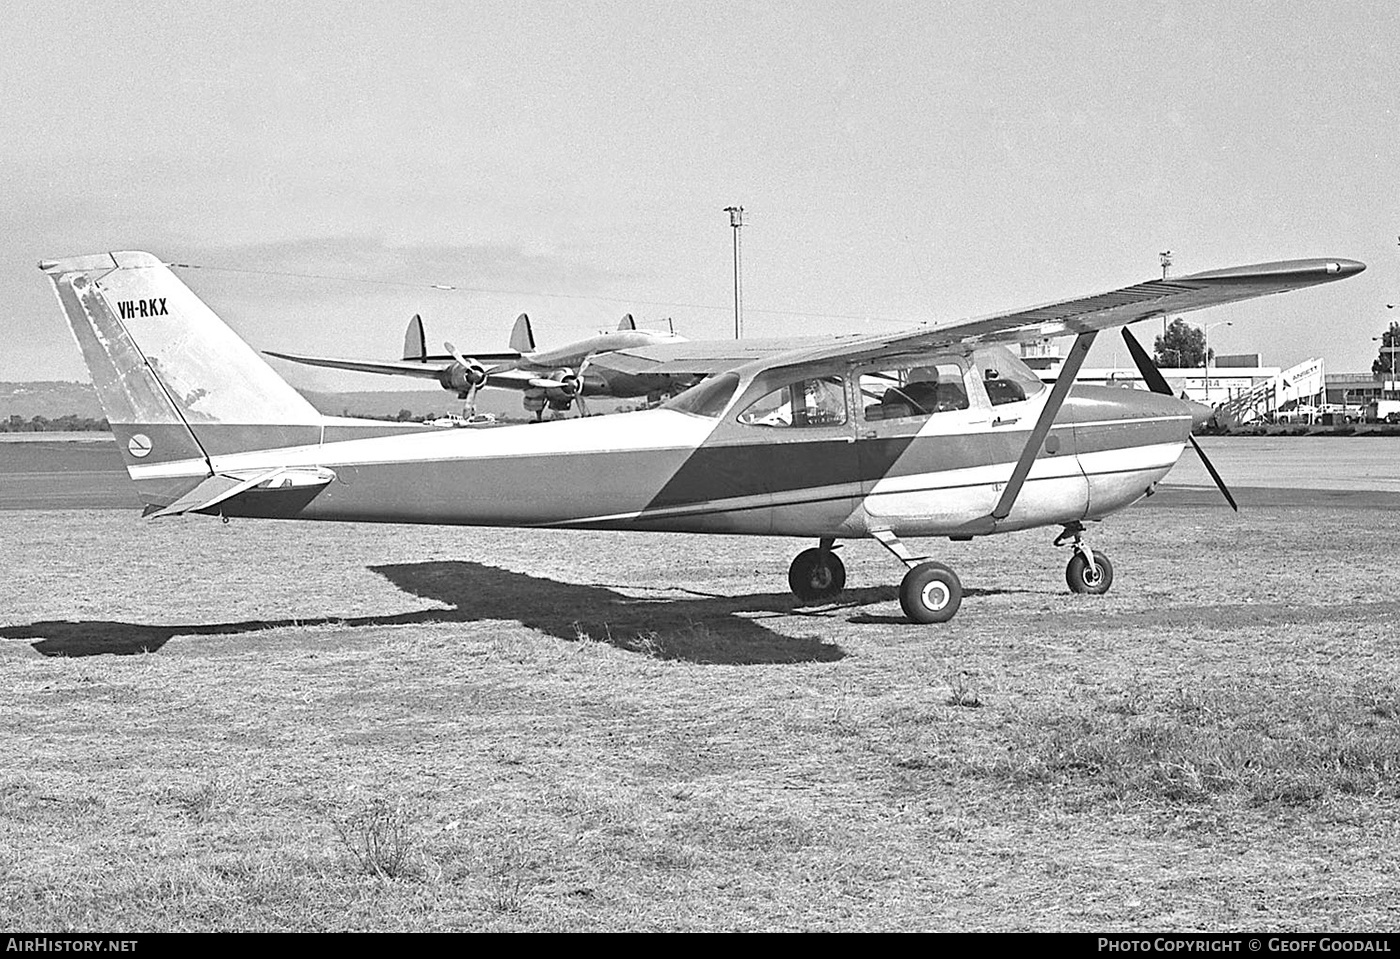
[261,351,520,378]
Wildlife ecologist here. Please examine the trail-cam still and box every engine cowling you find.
[546,369,581,399]
[438,361,487,394]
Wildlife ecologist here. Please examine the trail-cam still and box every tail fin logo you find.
[127,434,153,458]
[117,298,169,320]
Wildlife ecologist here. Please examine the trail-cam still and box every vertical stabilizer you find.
[509,312,536,353]
[617,313,636,332]
[39,251,324,506]
[402,313,427,361]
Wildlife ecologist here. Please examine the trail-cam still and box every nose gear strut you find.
[1056,522,1114,595]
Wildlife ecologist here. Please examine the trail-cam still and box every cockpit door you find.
[853,353,998,533]
[720,366,860,535]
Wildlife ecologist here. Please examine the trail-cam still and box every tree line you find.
[1,414,110,432]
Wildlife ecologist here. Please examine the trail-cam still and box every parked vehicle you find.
[426,412,497,429]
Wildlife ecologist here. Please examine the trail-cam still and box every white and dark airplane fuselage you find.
[119,364,1190,541]
[41,249,1361,622]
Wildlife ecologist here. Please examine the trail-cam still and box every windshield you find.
[970,346,1046,405]
[662,373,740,418]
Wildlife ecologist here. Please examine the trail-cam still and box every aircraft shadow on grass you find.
[0,560,1012,664]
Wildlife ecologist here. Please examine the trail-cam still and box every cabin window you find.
[970,346,1045,406]
[860,360,969,422]
[737,375,847,428]
[663,373,739,418]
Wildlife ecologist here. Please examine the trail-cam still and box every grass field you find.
[2,504,1398,931]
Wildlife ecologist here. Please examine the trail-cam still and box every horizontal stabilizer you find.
[149,467,334,518]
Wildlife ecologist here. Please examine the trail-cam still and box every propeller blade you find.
[444,341,469,367]
[573,356,592,415]
[1127,328,1238,511]
[528,377,565,390]
[1121,327,1173,395]
[1188,435,1239,512]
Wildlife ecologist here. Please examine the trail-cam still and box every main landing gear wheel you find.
[899,562,963,624]
[788,548,846,603]
[1066,551,1114,595]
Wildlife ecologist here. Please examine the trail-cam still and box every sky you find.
[4,0,1398,390]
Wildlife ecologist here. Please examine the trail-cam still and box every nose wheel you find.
[1057,522,1114,595]
[1066,550,1113,594]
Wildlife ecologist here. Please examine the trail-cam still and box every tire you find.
[788,548,847,603]
[899,562,963,624]
[1066,551,1114,595]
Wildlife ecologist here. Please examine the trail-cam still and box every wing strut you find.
[991,331,1097,522]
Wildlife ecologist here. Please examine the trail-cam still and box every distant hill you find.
[0,381,630,426]
[0,382,104,420]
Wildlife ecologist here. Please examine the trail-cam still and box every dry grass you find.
[1,504,1399,930]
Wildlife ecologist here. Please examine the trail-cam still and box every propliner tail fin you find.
[39,251,324,504]
[509,312,535,353]
[403,313,427,361]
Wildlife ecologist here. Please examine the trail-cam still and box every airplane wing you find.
[592,335,855,377]
[264,351,520,378]
[753,258,1365,370]
[265,351,456,379]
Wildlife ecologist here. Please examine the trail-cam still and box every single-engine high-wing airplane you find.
[40,250,1363,622]
[267,311,850,419]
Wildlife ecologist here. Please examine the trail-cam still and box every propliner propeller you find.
[525,360,589,416]
[1121,326,1239,512]
[443,341,488,415]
